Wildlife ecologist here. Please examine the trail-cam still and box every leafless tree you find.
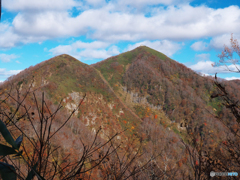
[0,81,154,179]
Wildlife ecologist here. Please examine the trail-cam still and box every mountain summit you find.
[1,46,240,179]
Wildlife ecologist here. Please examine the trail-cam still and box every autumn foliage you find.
[1,36,240,179]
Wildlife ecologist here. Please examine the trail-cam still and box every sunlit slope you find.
[1,54,142,136]
[91,46,234,137]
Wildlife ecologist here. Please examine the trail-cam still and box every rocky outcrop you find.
[122,86,161,110]
[41,79,48,86]
[63,91,84,115]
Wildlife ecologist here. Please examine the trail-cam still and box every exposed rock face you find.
[84,112,97,126]
[19,83,23,91]
[176,120,187,131]
[41,79,48,86]
[65,102,78,115]
[63,91,84,115]
[69,91,83,103]
[122,86,161,110]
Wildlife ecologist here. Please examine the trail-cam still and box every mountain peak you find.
[42,53,88,68]
[56,54,73,58]
[128,45,168,61]
[51,54,79,62]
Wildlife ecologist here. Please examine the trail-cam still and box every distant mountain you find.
[1,46,240,179]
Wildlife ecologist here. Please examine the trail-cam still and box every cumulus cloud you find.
[0,22,49,50]
[49,40,110,55]
[198,72,210,77]
[49,45,73,55]
[3,0,81,12]
[72,41,110,49]
[191,41,209,51]
[188,61,215,74]
[226,64,240,72]
[1,0,240,53]
[49,40,119,60]
[12,11,80,37]
[0,23,21,49]
[85,0,106,7]
[125,40,182,57]
[0,0,82,49]
[188,60,240,75]
[209,34,240,50]
[1,3,239,49]
[191,34,240,52]
[77,46,120,59]
[225,76,240,81]
[0,68,22,81]
[0,53,18,62]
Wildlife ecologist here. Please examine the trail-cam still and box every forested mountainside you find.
[92,46,240,147]
[2,53,142,136]
[0,46,240,179]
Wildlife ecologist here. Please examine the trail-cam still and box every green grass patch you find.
[172,127,180,136]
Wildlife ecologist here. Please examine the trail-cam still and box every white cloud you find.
[189,61,215,74]
[225,76,240,81]
[195,53,210,61]
[108,45,120,54]
[209,34,240,50]
[49,41,119,60]
[188,60,240,75]
[0,23,21,49]
[191,34,240,52]
[198,72,210,77]
[0,53,18,62]
[12,11,80,37]
[85,0,106,7]
[49,40,110,55]
[0,23,10,33]
[0,22,48,49]
[0,68,22,80]
[49,45,73,55]
[77,47,120,59]
[191,41,209,51]
[226,64,240,72]
[3,0,81,12]
[125,40,182,57]
[72,41,110,49]
[1,2,240,49]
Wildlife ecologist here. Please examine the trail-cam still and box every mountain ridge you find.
[1,46,240,179]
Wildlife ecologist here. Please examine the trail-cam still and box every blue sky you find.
[1,0,240,82]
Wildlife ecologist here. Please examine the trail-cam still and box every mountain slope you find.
[92,46,217,122]
[92,46,240,149]
[2,54,145,139]
[2,47,240,179]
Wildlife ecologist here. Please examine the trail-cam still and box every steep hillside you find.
[1,47,240,179]
[0,51,191,179]
[92,46,237,132]
[91,46,240,177]
[2,54,146,139]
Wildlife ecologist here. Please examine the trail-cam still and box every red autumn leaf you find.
[195,160,199,166]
